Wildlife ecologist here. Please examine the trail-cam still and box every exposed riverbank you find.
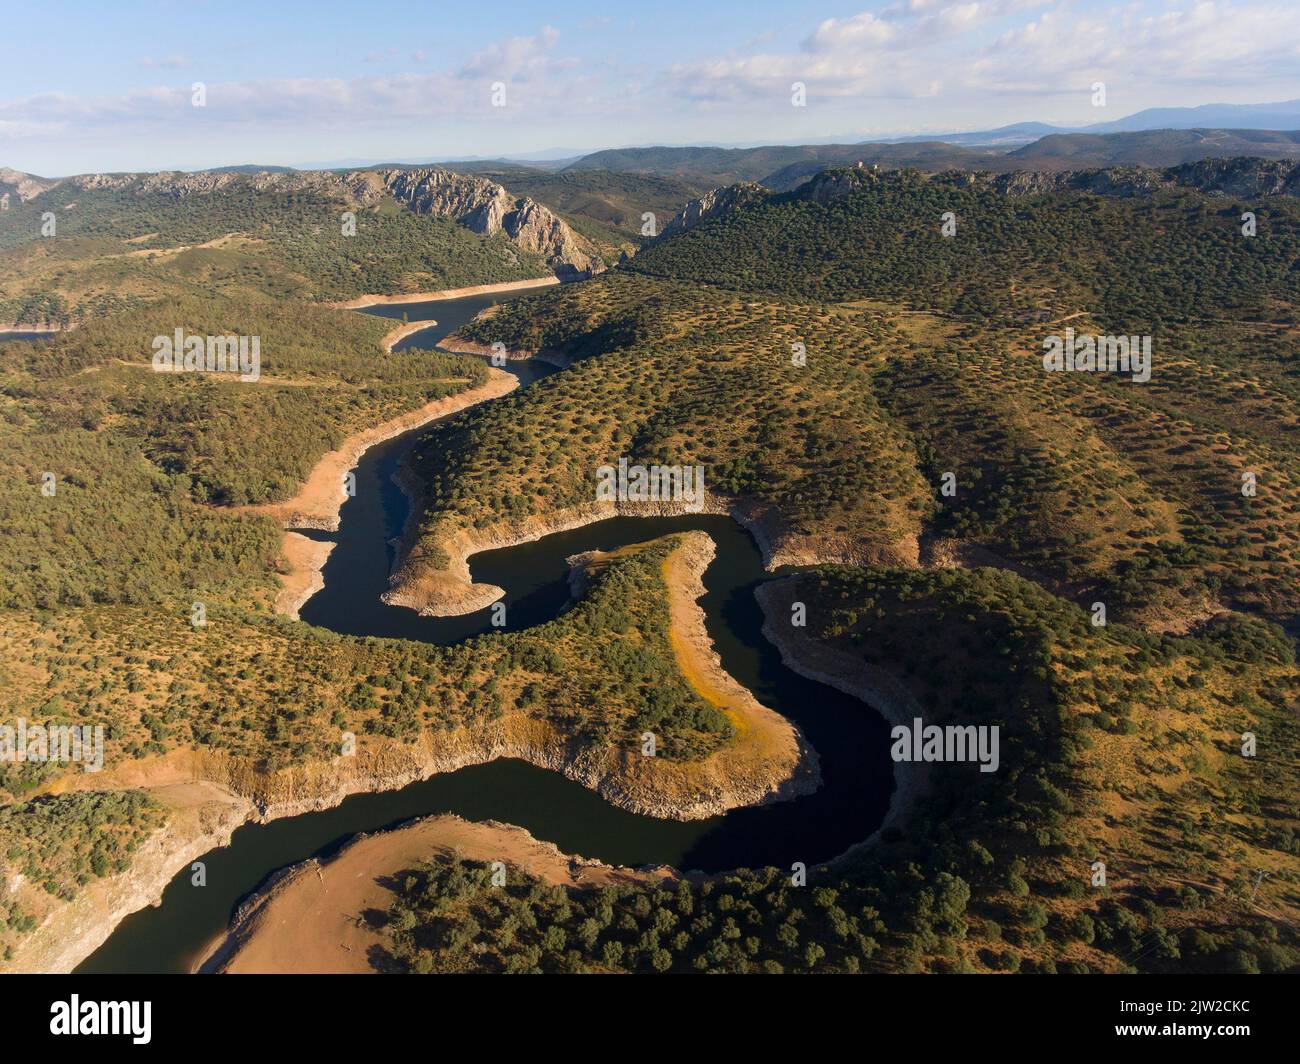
[197,814,676,973]
[328,276,559,310]
[275,532,335,620]
[754,578,927,862]
[382,485,910,619]
[4,782,251,974]
[240,369,517,534]
[559,532,821,819]
[437,334,572,368]
[244,368,518,616]
[379,319,439,351]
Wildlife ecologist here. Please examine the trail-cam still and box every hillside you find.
[0,167,601,325]
[631,161,1300,321]
[436,165,1300,637]
[380,563,1299,973]
[562,130,1300,192]
[1009,129,1300,168]
[1,151,1297,979]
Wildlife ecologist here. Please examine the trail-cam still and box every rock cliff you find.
[4,165,599,278]
[656,181,767,240]
[381,167,598,276]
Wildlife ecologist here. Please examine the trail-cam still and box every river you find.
[77,287,893,973]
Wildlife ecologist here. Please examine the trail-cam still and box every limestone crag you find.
[381,168,599,276]
[5,165,598,278]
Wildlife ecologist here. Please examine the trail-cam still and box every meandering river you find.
[77,288,893,973]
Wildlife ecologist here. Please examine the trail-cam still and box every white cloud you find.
[661,1,1300,107]
[3,3,1299,163]
[0,27,593,143]
[137,55,189,69]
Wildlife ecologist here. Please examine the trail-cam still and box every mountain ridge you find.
[0,166,600,277]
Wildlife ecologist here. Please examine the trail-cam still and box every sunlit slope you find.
[419,261,1299,631]
[0,174,549,322]
[399,273,932,583]
[0,296,486,608]
[627,165,1300,325]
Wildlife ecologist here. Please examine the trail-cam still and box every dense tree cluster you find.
[626,167,1300,328]
[385,563,1299,974]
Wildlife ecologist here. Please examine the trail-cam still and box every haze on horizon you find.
[5,0,1300,176]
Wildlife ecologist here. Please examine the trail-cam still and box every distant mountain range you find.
[565,129,1300,190]
[8,100,1300,202]
[125,98,1300,178]
[864,98,1300,146]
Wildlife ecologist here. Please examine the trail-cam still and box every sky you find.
[4,0,1300,175]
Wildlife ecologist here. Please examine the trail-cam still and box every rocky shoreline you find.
[382,481,912,619]
[753,578,928,863]
[379,319,439,351]
[2,783,252,974]
[244,369,519,621]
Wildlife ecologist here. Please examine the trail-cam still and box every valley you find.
[1,136,1297,982]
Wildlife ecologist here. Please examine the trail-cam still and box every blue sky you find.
[5,0,1299,174]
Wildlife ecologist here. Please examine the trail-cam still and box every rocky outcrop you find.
[381,168,599,277]
[0,167,57,203]
[657,181,767,240]
[12,165,598,278]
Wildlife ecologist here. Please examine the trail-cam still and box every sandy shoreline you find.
[241,369,518,616]
[379,319,439,351]
[275,532,335,620]
[199,814,676,973]
[329,276,559,310]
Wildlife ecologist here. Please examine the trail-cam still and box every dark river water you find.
[0,329,57,343]
[77,288,893,973]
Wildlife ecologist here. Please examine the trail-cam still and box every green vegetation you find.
[0,535,729,801]
[0,295,487,608]
[3,156,1299,972]
[0,790,165,907]
[0,175,547,321]
[421,260,1300,629]
[385,564,1300,974]
[628,166,1300,326]
[415,272,929,564]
